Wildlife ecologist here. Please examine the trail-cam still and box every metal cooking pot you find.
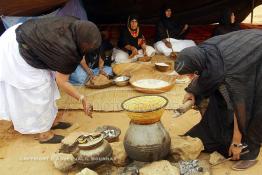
[73,133,113,168]
[124,121,171,162]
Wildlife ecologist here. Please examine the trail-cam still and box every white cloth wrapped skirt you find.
[154,38,196,56]
[0,24,60,134]
[112,45,156,64]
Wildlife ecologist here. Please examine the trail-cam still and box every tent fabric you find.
[0,0,67,16]
[1,9,59,29]
[0,0,87,30]
[0,0,262,25]
[97,23,262,47]
[83,0,262,24]
[56,0,87,20]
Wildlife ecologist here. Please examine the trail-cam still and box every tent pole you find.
[251,0,254,23]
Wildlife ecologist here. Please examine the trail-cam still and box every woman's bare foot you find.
[38,131,64,144]
[38,131,54,142]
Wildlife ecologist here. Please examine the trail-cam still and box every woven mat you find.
[112,54,174,77]
[56,84,187,112]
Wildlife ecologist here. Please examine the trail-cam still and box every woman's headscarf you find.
[175,44,225,97]
[127,15,140,38]
[161,5,173,29]
[127,15,139,30]
[72,20,102,55]
[157,4,186,40]
[175,46,205,75]
[16,16,101,74]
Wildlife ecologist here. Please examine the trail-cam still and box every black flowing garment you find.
[118,28,144,50]
[175,29,262,158]
[213,9,241,36]
[156,7,185,41]
[16,16,101,74]
[84,40,113,69]
[118,15,145,52]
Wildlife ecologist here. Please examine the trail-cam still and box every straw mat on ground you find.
[57,84,187,112]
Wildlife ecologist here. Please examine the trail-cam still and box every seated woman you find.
[213,9,241,36]
[113,15,156,64]
[154,6,196,56]
[69,39,114,85]
[175,29,262,170]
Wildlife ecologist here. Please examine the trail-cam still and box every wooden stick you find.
[211,150,250,167]
[166,29,175,53]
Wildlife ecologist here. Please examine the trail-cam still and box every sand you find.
[0,6,262,174]
[1,109,262,175]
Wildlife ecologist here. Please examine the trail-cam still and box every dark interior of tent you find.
[1,0,262,44]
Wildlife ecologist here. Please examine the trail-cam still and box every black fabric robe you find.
[213,9,241,36]
[175,29,262,159]
[118,28,144,51]
[16,16,101,74]
[156,17,185,41]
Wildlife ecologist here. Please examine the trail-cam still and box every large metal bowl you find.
[130,74,175,94]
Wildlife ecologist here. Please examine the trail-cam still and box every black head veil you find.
[219,8,233,25]
[127,15,139,30]
[175,46,205,75]
[72,20,102,55]
[160,5,173,29]
[16,16,101,74]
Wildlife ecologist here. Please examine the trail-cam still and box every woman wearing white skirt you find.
[0,17,101,143]
[154,6,196,56]
[113,15,156,64]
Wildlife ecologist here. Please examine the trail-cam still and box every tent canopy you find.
[1,0,262,24]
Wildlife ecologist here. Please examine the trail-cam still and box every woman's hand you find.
[142,48,147,56]
[164,41,172,48]
[86,68,94,80]
[81,97,93,118]
[141,44,147,56]
[129,47,138,59]
[131,46,138,56]
[183,92,195,104]
[99,68,108,77]
[80,56,94,80]
[228,144,242,160]
[228,113,243,160]
[55,72,94,118]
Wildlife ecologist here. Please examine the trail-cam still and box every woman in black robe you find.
[213,9,241,36]
[156,6,188,41]
[0,16,101,143]
[175,29,262,168]
[114,15,156,63]
[154,6,195,56]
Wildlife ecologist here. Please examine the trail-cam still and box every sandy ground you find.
[0,5,262,175]
[243,5,262,24]
[1,108,262,175]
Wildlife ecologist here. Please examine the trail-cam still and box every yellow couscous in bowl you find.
[121,95,168,124]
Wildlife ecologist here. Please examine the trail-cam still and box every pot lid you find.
[76,132,104,149]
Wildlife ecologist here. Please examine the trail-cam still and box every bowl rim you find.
[121,95,169,113]
[155,62,170,67]
[130,78,174,91]
[113,75,130,82]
